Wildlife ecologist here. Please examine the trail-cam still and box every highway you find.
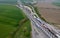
[23,6,50,38]
[16,1,60,38]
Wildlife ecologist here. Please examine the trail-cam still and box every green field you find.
[53,0,60,7]
[0,0,16,4]
[0,5,31,38]
[14,20,31,38]
[53,3,60,7]
[0,0,33,5]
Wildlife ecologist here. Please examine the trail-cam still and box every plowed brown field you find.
[35,2,60,28]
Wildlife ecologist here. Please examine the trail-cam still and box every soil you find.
[35,2,60,28]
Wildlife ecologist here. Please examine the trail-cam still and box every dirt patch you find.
[35,2,60,28]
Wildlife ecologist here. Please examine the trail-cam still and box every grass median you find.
[33,6,47,22]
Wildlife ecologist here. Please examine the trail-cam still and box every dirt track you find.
[35,2,60,28]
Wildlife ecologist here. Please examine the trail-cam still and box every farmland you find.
[0,0,16,4]
[53,0,60,6]
[53,3,60,7]
[35,2,60,29]
[0,5,31,38]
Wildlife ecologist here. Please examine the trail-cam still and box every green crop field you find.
[14,20,31,38]
[0,0,16,4]
[54,3,60,6]
[0,5,31,38]
[0,0,33,5]
[53,0,60,7]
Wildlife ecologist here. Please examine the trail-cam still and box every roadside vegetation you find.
[0,5,31,38]
[33,6,48,23]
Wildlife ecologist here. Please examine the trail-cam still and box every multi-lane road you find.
[16,2,60,38]
[22,6,50,38]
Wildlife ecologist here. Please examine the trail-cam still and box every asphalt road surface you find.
[19,5,51,38]
[16,5,59,38]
